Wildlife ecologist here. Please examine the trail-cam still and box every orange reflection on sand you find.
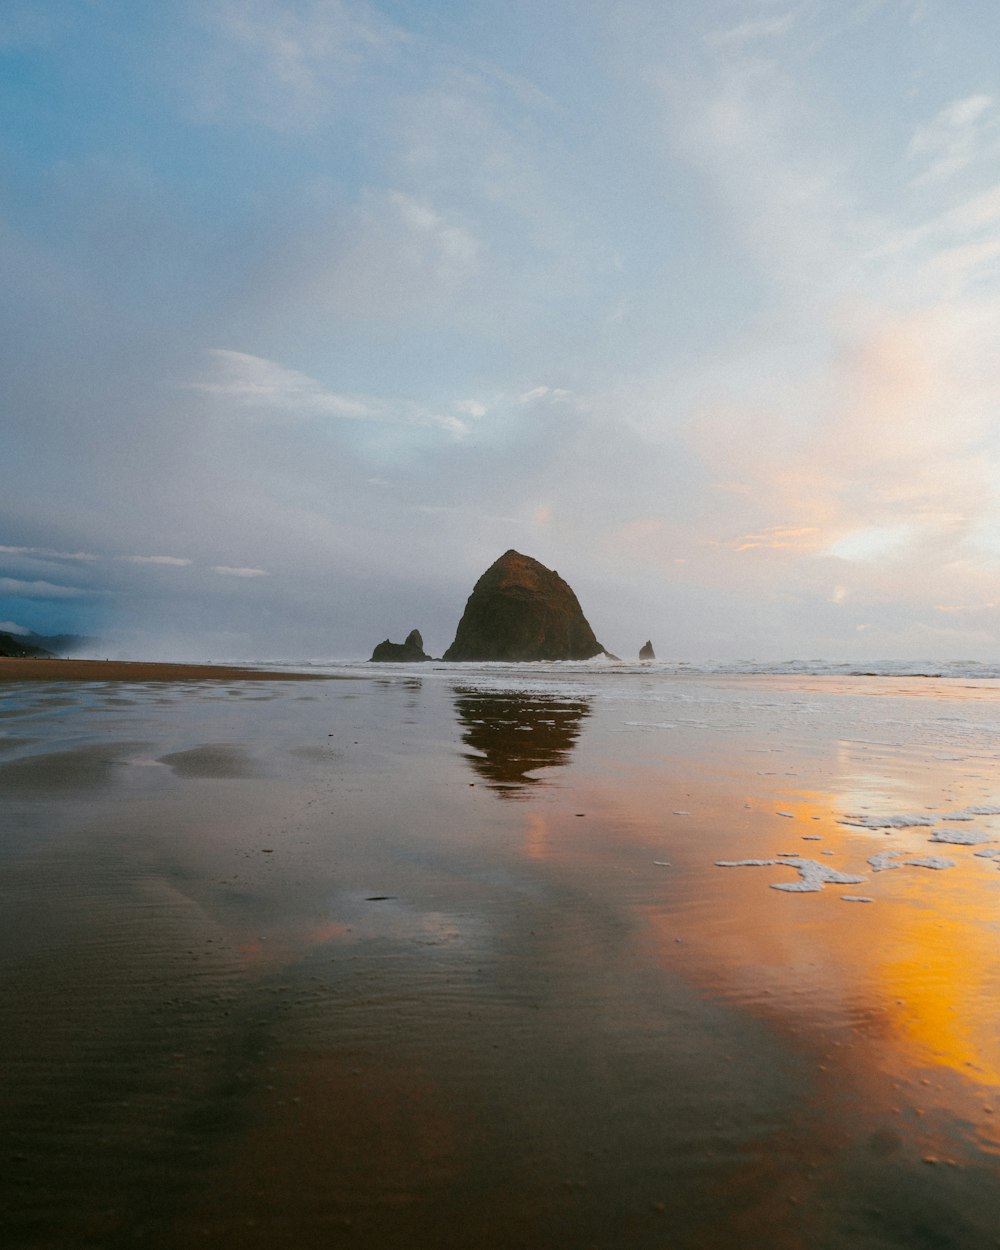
[867,880,1000,1090]
[523,811,553,861]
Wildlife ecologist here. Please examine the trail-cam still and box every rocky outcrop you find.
[443,550,607,662]
[639,640,655,660]
[370,629,433,662]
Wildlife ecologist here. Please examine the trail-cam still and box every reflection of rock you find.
[639,640,655,660]
[370,629,433,662]
[454,689,590,796]
[444,550,607,662]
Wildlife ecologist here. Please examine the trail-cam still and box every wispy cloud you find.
[519,386,572,403]
[730,526,822,552]
[0,545,99,562]
[185,0,407,131]
[707,8,800,47]
[184,349,380,419]
[123,555,193,567]
[0,578,88,599]
[212,565,269,577]
[908,94,997,185]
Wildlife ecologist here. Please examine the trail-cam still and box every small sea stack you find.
[639,640,656,660]
[369,629,433,662]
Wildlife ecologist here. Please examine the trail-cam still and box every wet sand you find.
[0,658,338,682]
[3,671,1000,1247]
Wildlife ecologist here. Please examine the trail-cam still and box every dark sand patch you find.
[158,744,265,779]
[0,658,342,683]
[0,741,150,794]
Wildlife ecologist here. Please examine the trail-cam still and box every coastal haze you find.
[5,1,1000,661]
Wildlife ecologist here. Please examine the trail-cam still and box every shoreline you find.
[0,657,340,682]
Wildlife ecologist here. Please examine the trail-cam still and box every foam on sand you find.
[929,828,995,845]
[868,851,957,872]
[903,855,956,871]
[716,857,866,893]
[839,805,1000,829]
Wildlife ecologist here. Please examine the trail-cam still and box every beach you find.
[3,662,1000,1248]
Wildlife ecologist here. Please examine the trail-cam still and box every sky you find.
[4,0,1000,661]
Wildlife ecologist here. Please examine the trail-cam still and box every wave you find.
[245,656,1000,682]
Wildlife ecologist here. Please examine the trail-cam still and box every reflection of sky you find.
[513,682,1000,1165]
[453,689,590,797]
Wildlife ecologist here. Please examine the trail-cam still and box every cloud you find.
[123,555,193,566]
[212,565,269,577]
[519,386,572,403]
[826,525,916,562]
[294,187,486,322]
[184,0,407,131]
[0,545,98,562]
[184,349,380,419]
[630,7,1000,627]
[0,619,30,635]
[707,8,800,46]
[731,526,822,553]
[908,95,997,185]
[0,578,88,599]
[388,190,482,279]
[455,399,487,418]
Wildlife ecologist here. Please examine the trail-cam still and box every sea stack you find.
[639,640,655,660]
[443,550,606,662]
[369,629,433,662]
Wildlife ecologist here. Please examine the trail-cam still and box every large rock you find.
[443,550,607,662]
[639,640,656,660]
[370,629,433,662]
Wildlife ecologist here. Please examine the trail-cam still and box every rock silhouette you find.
[443,550,606,662]
[454,689,591,796]
[370,629,433,662]
[639,640,656,660]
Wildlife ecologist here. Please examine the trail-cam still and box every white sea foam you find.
[716,857,865,893]
[904,856,956,871]
[295,657,1000,680]
[869,850,957,871]
[840,805,1000,829]
[868,851,904,872]
[840,813,936,829]
[929,828,995,845]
